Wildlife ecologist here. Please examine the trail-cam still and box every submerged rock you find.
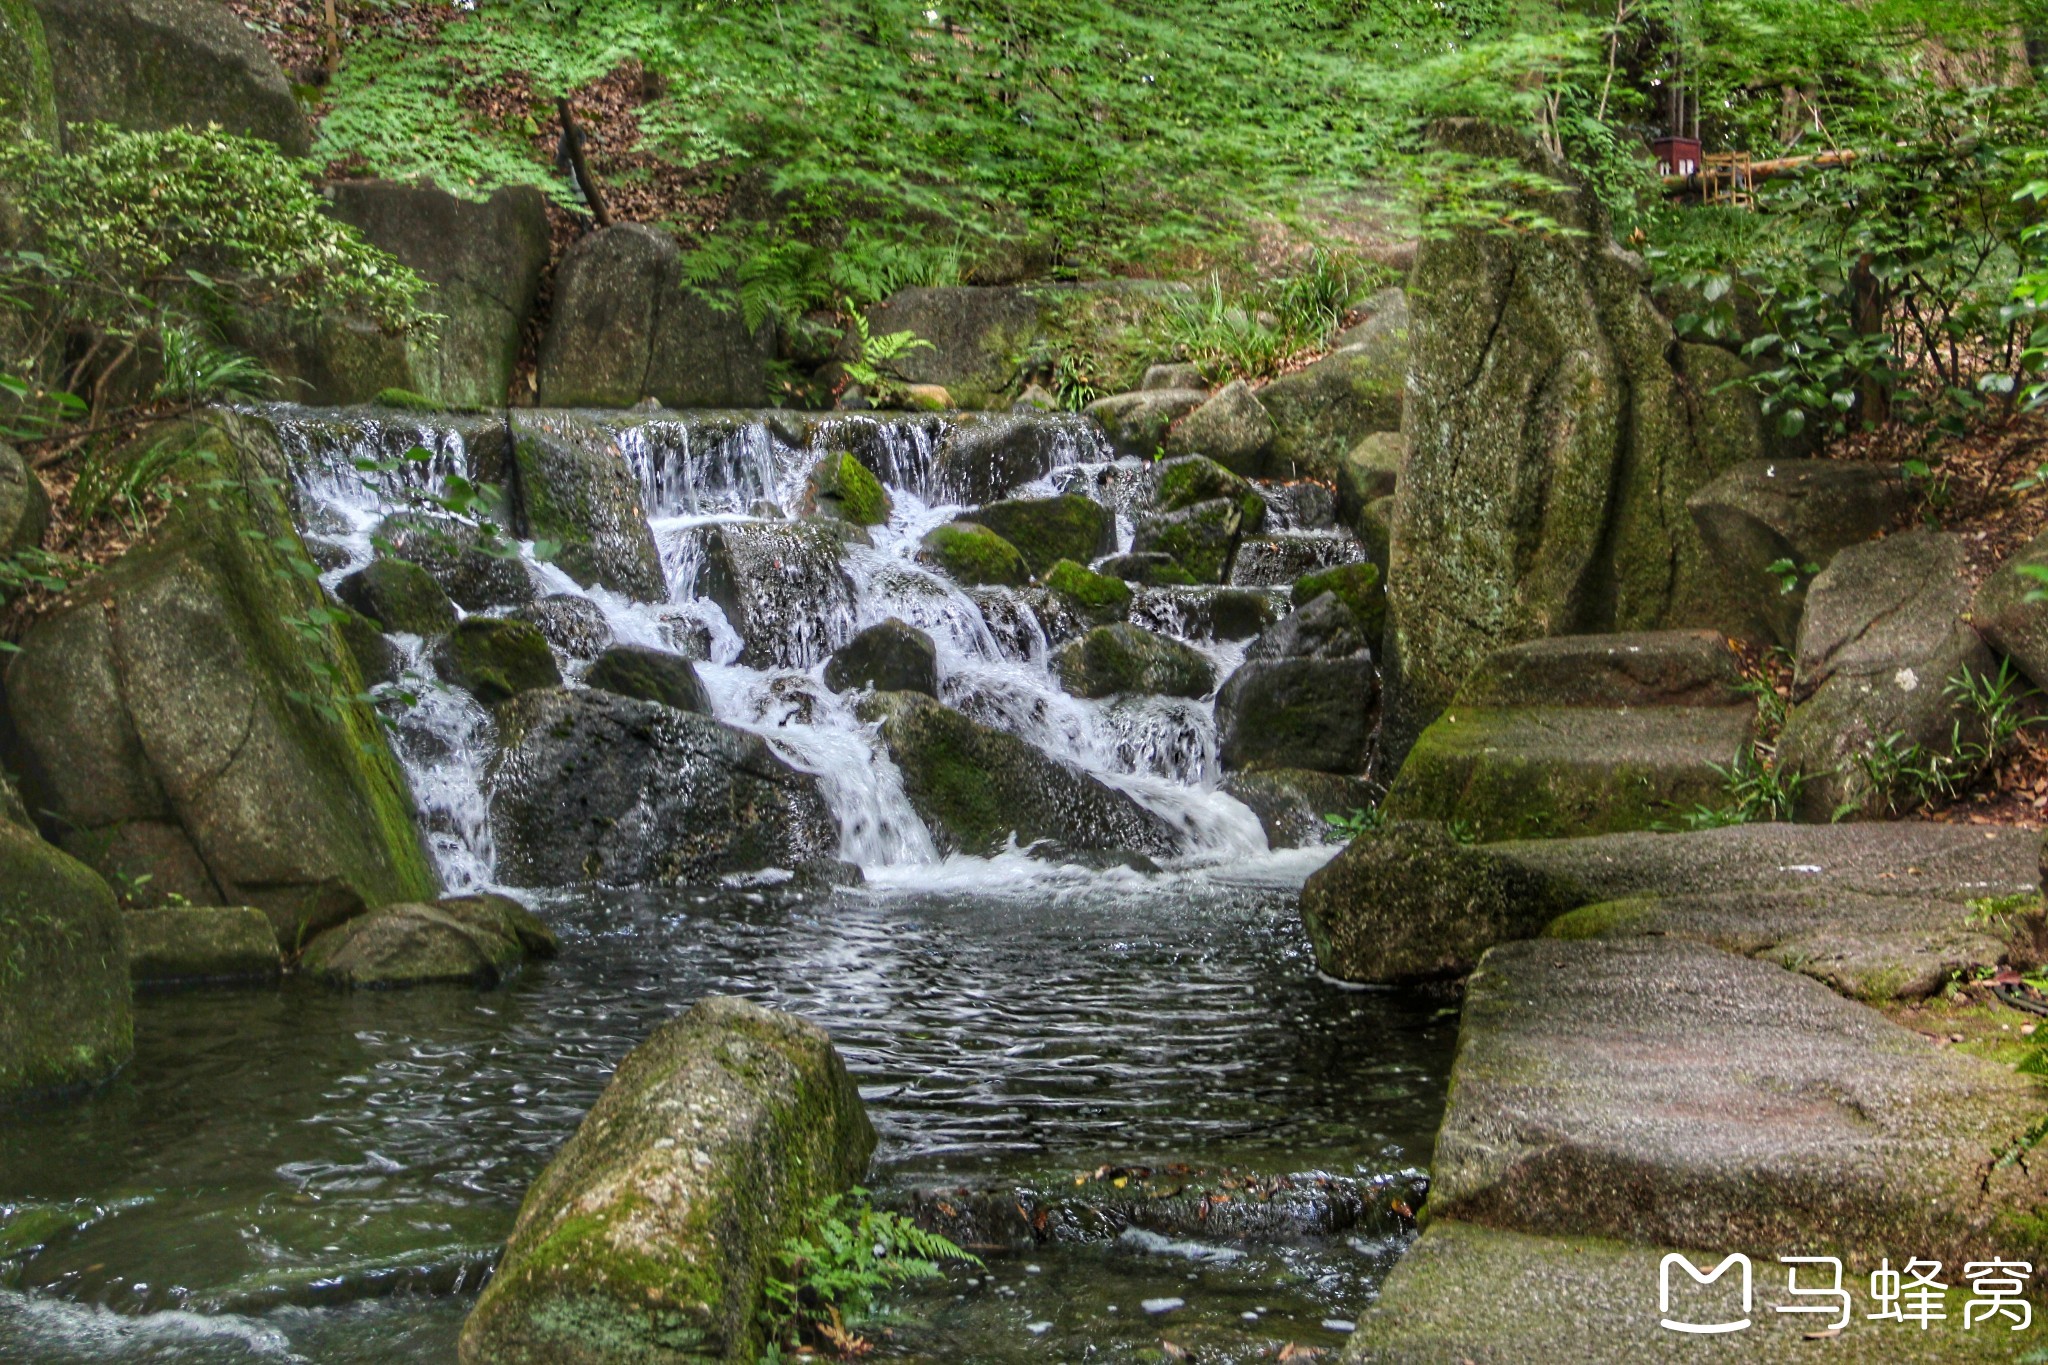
[0,818,130,1102]
[919,520,1030,587]
[586,644,711,714]
[127,904,280,987]
[824,618,939,697]
[336,557,457,636]
[961,493,1114,576]
[458,997,875,1365]
[298,895,555,989]
[436,616,562,706]
[491,688,836,888]
[1053,622,1216,699]
[874,693,1179,858]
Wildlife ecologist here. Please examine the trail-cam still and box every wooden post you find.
[557,97,613,229]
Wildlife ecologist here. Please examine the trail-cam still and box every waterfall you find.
[268,405,1271,890]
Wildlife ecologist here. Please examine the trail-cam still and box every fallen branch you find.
[556,97,613,229]
[1663,148,1859,191]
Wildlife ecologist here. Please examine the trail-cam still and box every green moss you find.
[442,616,561,705]
[965,495,1113,575]
[1141,502,1239,584]
[1154,455,1266,531]
[834,453,889,526]
[338,556,457,635]
[1544,898,1658,941]
[919,522,1029,587]
[1043,558,1131,622]
[1291,560,1384,639]
[0,0,56,145]
[0,825,130,1102]
[373,386,442,413]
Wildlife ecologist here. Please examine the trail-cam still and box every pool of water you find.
[0,854,1457,1364]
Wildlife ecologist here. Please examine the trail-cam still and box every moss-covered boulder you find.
[1052,622,1216,700]
[823,618,938,697]
[376,513,537,613]
[330,602,399,687]
[802,451,892,527]
[960,494,1113,576]
[537,223,772,408]
[437,616,562,706]
[491,687,837,888]
[1043,559,1132,626]
[1150,454,1266,531]
[1258,312,1405,481]
[1214,595,1376,773]
[33,0,310,153]
[1097,552,1196,587]
[2,418,436,946]
[1220,768,1377,850]
[919,521,1029,587]
[874,693,1178,859]
[0,0,56,145]
[299,895,555,989]
[1161,378,1277,476]
[507,412,666,601]
[126,904,278,986]
[0,438,49,557]
[336,557,458,636]
[1085,387,1207,459]
[457,997,876,1365]
[1335,430,1400,523]
[1291,562,1383,642]
[0,819,130,1102]
[515,594,613,661]
[586,644,711,715]
[1131,497,1242,585]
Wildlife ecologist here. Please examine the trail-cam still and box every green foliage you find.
[1852,660,2042,816]
[758,1187,978,1361]
[1324,806,1384,840]
[842,313,935,408]
[1673,663,1803,827]
[1162,249,1374,383]
[1764,556,1819,595]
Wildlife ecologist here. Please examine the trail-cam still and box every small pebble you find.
[1026,1321,1052,1336]
[1143,1297,1185,1315]
[1323,1318,1357,1333]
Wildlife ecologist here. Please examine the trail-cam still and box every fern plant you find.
[841,313,935,408]
[757,1187,979,1361]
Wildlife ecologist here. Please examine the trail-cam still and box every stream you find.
[0,407,1458,1363]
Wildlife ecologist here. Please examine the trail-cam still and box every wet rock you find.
[1042,559,1132,628]
[1130,585,1279,642]
[1053,623,1215,700]
[1687,458,1912,648]
[507,412,666,601]
[1131,498,1242,585]
[1228,531,1366,588]
[126,904,279,987]
[586,644,711,714]
[299,895,555,989]
[336,557,457,636]
[932,411,1105,505]
[961,493,1114,576]
[919,521,1030,587]
[1258,314,1405,481]
[1221,768,1378,849]
[1086,388,1207,459]
[34,0,310,153]
[1301,817,2038,985]
[1778,531,1991,819]
[0,819,130,1102]
[824,618,938,697]
[0,439,48,557]
[1149,454,1266,530]
[1259,478,1337,531]
[458,997,875,1365]
[436,616,562,706]
[376,513,536,612]
[1098,552,1196,588]
[1427,938,2048,1272]
[874,693,1179,858]
[1142,362,1206,391]
[802,450,893,527]
[1970,525,2048,691]
[537,223,772,408]
[1291,562,1383,641]
[331,603,399,687]
[697,520,858,670]
[3,421,435,946]
[514,594,613,660]
[1215,595,1376,773]
[491,688,837,887]
[1162,378,1276,475]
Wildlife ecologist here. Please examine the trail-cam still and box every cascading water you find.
[272,405,1271,890]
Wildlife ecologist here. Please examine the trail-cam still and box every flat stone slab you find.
[127,905,280,986]
[1347,1221,2024,1364]
[1548,890,2011,1002]
[1302,819,2036,984]
[1429,938,2048,1270]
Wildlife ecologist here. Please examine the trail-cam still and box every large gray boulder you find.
[1300,817,2037,985]
[873,692,1179,859]
[1258,308,1405,481]
[507,411,666,600]
[252,184,551,409]
[852,285,1047,410]
[1777,531,1992,819]
[1428,938,2048,1270]
[32,0,310,153]
[538,224,772,408]
[0,439,47,557]
[1686,458,1912,647]
[1383,631,1755,841]
[1160,378,1276,475]
[1215,594,1376,773]
[490,687,837,887]
[0,0,57,145]
[1970,525,2048,691]
[1381,122,1771,767]
[1086,388,1207,459]
[299,894,555,989]
[2,421,437,945]
[0,816,130,1102]
[458,997,876,1364]
[696,520,858,670]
